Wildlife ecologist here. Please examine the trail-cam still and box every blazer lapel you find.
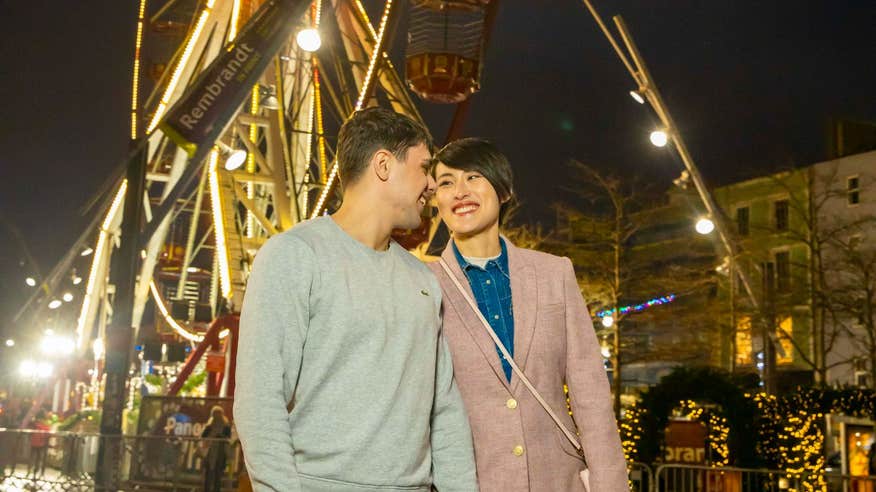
[440,242,511,391]
[505,238,538,394]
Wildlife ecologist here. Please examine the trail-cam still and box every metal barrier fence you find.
[630,461,654,492]
[654,463,876,492]
[0,429,244,491]
[6,431,876,492]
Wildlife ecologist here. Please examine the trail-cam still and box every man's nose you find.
[424,174,437,196]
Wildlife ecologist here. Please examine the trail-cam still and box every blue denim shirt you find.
[453,239,515,382]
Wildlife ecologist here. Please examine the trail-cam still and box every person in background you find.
[28,410,50,478]
[428,138,629,491]
[202,405,232,492]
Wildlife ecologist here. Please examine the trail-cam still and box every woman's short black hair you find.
[433,138,516,223]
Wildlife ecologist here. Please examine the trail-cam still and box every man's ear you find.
[371,149,393,182]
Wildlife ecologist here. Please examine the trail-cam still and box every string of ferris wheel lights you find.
[596,294,677,326]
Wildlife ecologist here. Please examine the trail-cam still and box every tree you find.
[546,161,726,415]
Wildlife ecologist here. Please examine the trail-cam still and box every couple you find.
[234,108,628,491]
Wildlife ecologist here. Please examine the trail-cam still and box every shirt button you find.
[485,279,491,285]
[506,398,518,409]
[494,314,500,320]
[513,445,525,457]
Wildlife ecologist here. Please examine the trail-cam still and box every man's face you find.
[434,162,502,240]
[387,142,435,230]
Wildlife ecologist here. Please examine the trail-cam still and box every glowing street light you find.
[695,217,715,235]
[600,345,611,358]
[296,28,321,52]
[41,333,75,356]
[25,277,36,287]
[629,90,645,104]
[649,130,669,147]
[20,359,53,379]
[601,315,615,328]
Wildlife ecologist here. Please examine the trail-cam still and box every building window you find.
[774,199,789,231]
[848,176,860,205]
[735,316,752,366]
[736,206,749,236]
[776,316,794,365]
[775,251,790,292]
[762,261,776,294]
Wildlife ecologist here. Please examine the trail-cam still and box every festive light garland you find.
[596,294,677,319]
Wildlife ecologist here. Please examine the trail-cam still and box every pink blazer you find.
[428,239,629,492]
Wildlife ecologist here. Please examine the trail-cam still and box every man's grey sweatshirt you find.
[234,217,477,491]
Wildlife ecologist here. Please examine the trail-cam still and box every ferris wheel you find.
[24,0,498,403]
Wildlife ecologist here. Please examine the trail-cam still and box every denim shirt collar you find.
[452,238,510,277]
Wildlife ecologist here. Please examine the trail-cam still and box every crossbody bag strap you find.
[438,259,583,455]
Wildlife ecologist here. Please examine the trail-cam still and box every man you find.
[234,107,477,492]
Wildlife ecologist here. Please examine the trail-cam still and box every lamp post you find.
[581,1,778,393]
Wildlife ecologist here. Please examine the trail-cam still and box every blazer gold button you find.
[506,398,518,409]
[513,445,524,456]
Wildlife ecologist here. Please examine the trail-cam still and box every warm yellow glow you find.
[208,150,233,298]
[310,163,338,219]
[735,316,752,365]
[310,0,393,219]
[314,0,323,27]
[352,0,378,39]
[149,280,204,342]
[354,0,393,111]
[777,316,794,364]
[314,63,327,182]
[131,0,147,139]
[77,180,128,349]
[147,4,214,133]
[228,0,241,42]
[246,86,259,237]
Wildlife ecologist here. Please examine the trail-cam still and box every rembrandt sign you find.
[664,420,707,464]
[159,0,309,155]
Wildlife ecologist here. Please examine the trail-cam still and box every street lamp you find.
[41,333,75,356]
[20,359,53,379]
[649,130,669,147]
[629,90,645,104]
[601,315,615,328]
[695,217,715,235]
[296,28,321,52]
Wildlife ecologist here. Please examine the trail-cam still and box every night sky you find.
[1,1,874,340]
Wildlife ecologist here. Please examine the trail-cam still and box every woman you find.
[428,138,629,491]
[201,405,231,492]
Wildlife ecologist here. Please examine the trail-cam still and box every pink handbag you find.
[439,259,591,491]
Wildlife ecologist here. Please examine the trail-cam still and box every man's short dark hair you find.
[336,107,432,190]
[433,138,516,223]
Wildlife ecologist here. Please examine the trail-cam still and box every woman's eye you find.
[467,174,481,181]
[438,180,452,187]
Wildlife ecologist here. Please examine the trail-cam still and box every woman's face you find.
[434,162,502,240]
